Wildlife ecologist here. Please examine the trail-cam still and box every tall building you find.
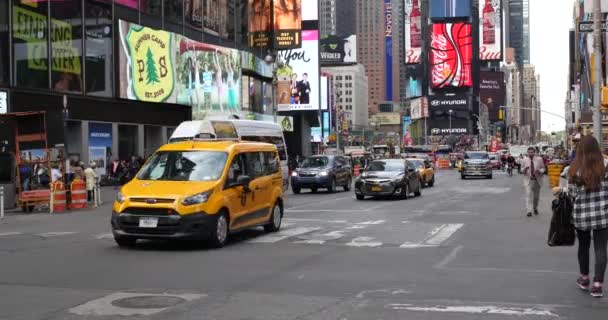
[523,64,540,143]
[507,0,530,65]
[323,64,370,129]
[319,0,357,36]
[502,62,522,143]
[357,0,404,113]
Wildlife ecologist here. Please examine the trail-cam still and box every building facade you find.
[322,64,369,129]
[319,0,356,36]
[507,0,530,66]
[522,64,540,143]
[502,62,522,143]
[0,0,277,166]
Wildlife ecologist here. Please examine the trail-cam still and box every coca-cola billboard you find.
[479,0,503,61]
[429,23,473,89]
[403,0,422,64]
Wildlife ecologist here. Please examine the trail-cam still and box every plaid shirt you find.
[568,177,608,231]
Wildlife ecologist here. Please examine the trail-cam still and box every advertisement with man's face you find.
[248,0,272,48]
[273,0,302,49]
[118,20,241,120]
[185,0,204,29]
[320,35,356,65]
[479,0,502,61]
[480,71,506,122]
[277,30,319,111]
[203,0,231,38]
[429,22,472,89]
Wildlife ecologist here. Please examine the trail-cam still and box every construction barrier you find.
[52,181,67,213]
[547,163,565,188]
[353,165,360,177]
[70,178,87,210]
[437,159,450,169]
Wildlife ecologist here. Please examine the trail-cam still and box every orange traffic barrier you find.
[354,165,360,177]
[52,181,67,212]
[70,179,87,210]
[437,159,450,169]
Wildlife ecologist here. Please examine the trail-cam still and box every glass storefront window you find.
[50,0,83,93]
[143,0,161,16]
[85,0,113,97]
[12,0,49,89]
[0,0,8,84]
[185,0,202,30]
[164,0,183,25]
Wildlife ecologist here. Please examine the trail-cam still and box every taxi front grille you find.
[121,207,176,216]
[129,198,175,204]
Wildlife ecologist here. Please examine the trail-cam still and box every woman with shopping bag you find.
[567,135,608,298]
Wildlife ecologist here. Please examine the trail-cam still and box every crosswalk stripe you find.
[248,227,321,243]
[37,232,78,237]
[425,224,464,245]
[346,237,383,247]
[0,232,23,236]
[94,233,114,240]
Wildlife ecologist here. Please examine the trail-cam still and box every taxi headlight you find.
[116,192,126,204]
[182,191,211,206]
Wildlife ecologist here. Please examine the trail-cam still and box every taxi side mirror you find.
[236,175,252,192]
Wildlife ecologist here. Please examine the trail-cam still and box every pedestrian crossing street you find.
[0,217,465,249]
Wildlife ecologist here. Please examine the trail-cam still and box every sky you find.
[530,0,572,132]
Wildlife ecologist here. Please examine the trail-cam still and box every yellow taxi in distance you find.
[111,140,284,248]
[407,158,435,188]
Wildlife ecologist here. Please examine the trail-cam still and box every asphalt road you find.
[0,170,606,320]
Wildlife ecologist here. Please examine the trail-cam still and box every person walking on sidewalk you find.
[567,135,608,298]
[521,146,546,217]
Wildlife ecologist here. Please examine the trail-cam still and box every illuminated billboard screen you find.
[429,22,472,89]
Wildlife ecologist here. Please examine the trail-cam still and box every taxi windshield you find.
[138,151,227,181]
[410,160,424,169]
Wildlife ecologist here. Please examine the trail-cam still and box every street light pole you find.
[593,0,603,141]
[449,109,453,135]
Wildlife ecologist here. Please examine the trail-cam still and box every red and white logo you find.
[430,23,473,88]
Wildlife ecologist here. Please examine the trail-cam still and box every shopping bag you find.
[548,191,576,246]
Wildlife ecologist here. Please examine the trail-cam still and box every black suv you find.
[291,155,352,193]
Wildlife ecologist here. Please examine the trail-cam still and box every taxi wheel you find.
[428,175,435,187]
[292,187,301,194]
[114,236,137,248]
[420,178,426,188]
[264,202,283,233]
[209,212,229,248]
[356,194,365,200]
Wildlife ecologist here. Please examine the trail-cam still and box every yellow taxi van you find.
[111,121,284,248]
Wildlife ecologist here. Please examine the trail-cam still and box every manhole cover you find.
[111,295,186,309]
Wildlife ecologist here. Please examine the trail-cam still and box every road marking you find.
[346,236,383,247]
[425,224,463,245]
[0,232,23,236]
[356,220,386,225]
[284,218,348,224]
[95,233,114,240]
[37,232,77,237]
[347,225,367,230]
[248,227,321,243]
[399,243,438,248]
[401,221,410,224]
[293,230,346,245]
[386,304,558,317]
[434,245,464,269]
[286,209,367,213]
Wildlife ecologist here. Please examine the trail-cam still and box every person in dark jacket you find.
[568,136,608,298]
[297,73,311,104]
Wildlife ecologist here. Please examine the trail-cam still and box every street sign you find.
[578,21,608,32]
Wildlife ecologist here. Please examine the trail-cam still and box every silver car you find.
[461,151,493,179]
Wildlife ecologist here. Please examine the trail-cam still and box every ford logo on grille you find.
[146,198,157,204]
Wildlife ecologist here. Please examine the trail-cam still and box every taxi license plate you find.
[371,186,382,192]
[139,217,158,228]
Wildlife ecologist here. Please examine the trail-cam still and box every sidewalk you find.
[2,186,117,216]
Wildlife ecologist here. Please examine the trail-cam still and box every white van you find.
[169,120,290,190]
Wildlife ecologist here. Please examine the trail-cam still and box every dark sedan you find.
[291,155,352,193]
[354,159,422,200]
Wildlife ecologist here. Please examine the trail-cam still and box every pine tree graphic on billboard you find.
[145,47,160,84]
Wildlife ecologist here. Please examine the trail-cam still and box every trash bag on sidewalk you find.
[548,191,576,247]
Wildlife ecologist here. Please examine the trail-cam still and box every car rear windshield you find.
[138,151,227,181]
[465,152,489,160]
[367,161,404,172]
[301,156,329,168]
